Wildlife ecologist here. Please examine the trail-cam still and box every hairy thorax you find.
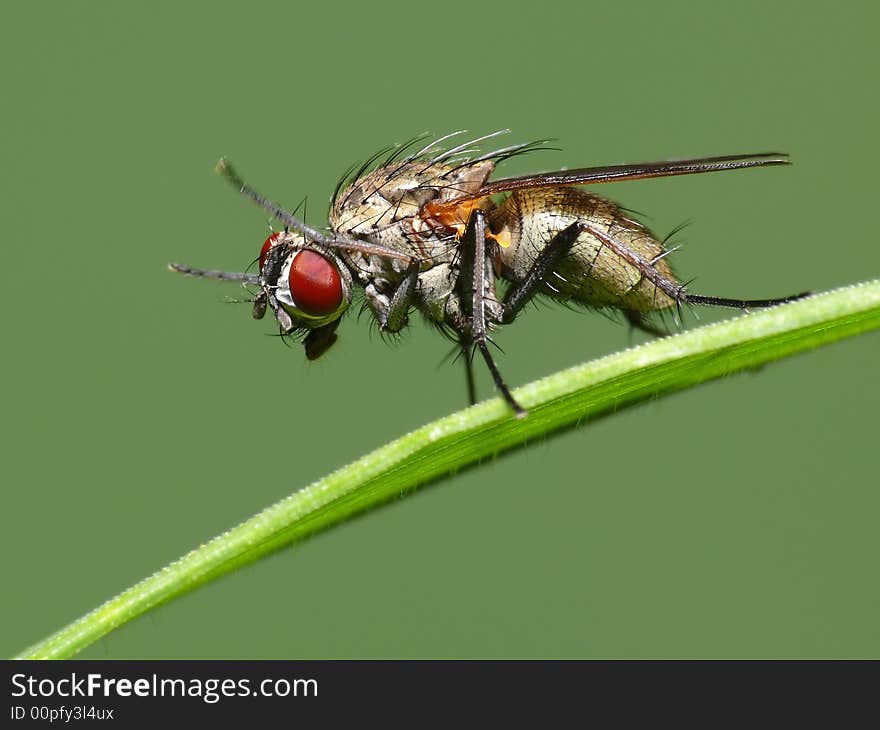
[330,159,499,326]
[330,160,494,268]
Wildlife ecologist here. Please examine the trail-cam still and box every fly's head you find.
[256,231,353,360]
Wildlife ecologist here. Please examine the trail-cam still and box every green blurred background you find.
[2,1,877,658]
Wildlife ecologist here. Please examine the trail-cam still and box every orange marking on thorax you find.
[422,197,511,247]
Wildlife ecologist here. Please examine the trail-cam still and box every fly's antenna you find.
[215,158,331,245]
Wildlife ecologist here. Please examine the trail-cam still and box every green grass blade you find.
[16,280,880,659]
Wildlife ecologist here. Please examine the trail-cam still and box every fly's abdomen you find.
[491,187,679,312]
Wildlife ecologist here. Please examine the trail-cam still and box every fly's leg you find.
[575,221,686,303]
[262,242,296,333]
[495,220,668,337]
[572,221,810,313]
[252,290,268,319]
[499,222,582,324]
[457,334,478,406]
[685,292,810,308]
[454,240,479,406]
[376,262,420,332]
[267,294,294,333]
[459,209,526,417]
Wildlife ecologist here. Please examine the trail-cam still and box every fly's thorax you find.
[329,159,495,255]
[415,263,457,323]
[335,237,419,299]
[261,230,353,328]
[491,187,678,312]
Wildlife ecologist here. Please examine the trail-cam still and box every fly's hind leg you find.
[499,222,582,324]
[685,292,810,309]
[570,221,809,317]
[496,218,680,337]
[497,219,674,338]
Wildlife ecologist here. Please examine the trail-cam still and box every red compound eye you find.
[288,250,343,316]
[259,232,281,271]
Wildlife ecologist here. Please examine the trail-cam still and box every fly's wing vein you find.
[474,153,790,197]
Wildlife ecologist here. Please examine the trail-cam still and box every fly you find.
[170,131,808,417]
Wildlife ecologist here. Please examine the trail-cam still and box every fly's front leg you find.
[459,209,526,417]
[373,262,420,333]
[499,221,582,324]
[261,242,296,333]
